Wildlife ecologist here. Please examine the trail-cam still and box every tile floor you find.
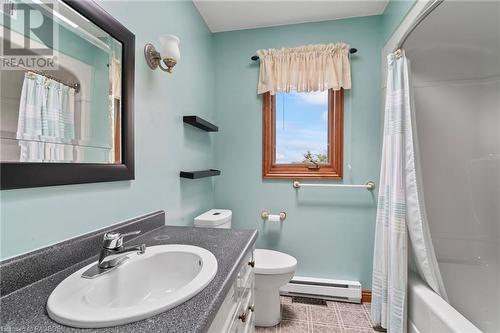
[255,296,377,333]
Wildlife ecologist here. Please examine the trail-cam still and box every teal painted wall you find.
[212,16,382,288]
[0,1,216,259]
[381,0,417,43]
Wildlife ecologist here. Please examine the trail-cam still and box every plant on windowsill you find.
[302,150,327,170]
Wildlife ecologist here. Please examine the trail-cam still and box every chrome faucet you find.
[98,230,146,268]
[82,230,146,279]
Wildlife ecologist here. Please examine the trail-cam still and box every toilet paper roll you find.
[267,214,281,222]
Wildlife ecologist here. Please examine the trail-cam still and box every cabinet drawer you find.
[243,309,255,333]
[208,282,240,333]
[234,301,255,333]
[234,280,254,333]
[208,248,255,333]
[237,251,254,291]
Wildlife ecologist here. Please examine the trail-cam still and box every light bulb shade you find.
[159,35,180,62]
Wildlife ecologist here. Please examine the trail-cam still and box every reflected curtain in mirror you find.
[16,72,76,162]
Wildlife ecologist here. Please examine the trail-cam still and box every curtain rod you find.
[251,47,358,61]
[14,64,80,93]
[396,0,444,51]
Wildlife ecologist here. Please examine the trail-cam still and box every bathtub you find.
[408,271,482,333]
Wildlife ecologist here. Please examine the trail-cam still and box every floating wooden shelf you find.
[183,116,218,132]
[180,169,221,179]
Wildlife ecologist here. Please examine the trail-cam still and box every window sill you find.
[262,169,342,180]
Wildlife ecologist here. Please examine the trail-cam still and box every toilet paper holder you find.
[261,210,287,221]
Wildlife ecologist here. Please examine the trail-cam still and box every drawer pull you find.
[239,311,248,322]
[248,304,255,312]
[248,260,255,268]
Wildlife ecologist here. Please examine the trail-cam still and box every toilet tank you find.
[194,209,232,229]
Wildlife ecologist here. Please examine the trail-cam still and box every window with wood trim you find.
[262,89,343,179]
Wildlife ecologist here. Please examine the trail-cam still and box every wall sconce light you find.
[144,35,180,73]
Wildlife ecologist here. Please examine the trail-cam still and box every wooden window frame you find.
[262,89,344,179]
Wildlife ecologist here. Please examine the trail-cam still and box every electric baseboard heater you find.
[280,276,362,303]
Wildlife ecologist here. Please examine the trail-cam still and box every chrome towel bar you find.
[292,180,376,191]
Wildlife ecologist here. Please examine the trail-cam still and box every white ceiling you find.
[193,0,389,33]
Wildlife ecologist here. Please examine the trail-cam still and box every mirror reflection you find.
[0,0,123,163]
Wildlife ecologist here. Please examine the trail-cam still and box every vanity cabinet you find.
[208,249,255,333]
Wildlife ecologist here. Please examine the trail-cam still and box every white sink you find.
[47,244,217,328]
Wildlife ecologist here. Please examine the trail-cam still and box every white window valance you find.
[256,43,352,95]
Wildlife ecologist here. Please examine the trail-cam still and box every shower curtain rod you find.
[251,47,358,61]
[395,0,445,51]
[14,64,80,93]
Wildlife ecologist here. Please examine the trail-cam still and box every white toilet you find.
[194,209,297,327]
[253,249,297,326]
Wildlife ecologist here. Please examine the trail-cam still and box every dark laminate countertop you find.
[0,224,257,333]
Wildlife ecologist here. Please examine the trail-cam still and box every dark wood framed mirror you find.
[0,0,135,189]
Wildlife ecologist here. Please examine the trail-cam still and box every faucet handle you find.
[103,230,141,249]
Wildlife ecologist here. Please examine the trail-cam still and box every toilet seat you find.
[254,249,297,275]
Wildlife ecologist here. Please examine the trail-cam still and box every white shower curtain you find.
[371,50,447,333]
[17,72,75,162]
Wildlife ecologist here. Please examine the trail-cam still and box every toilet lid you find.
[253,249,297,275]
